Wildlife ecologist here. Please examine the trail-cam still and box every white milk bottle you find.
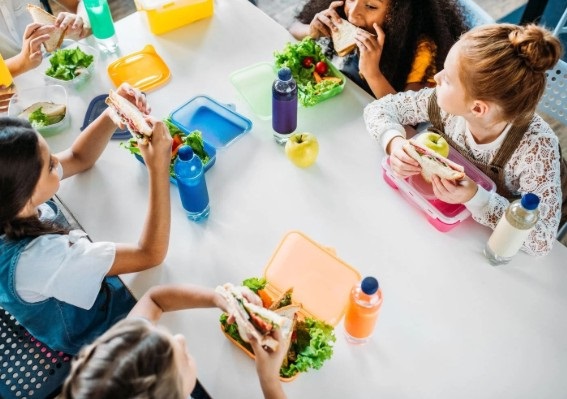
[484,193,540,265]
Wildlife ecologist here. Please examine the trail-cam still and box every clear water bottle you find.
[484,193,540,265]
[174,146,210,222]
[83,0,118,53]
[272,67,297,144]
[344,276,383,344]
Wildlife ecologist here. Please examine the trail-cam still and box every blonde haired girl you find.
[364,23,566,255]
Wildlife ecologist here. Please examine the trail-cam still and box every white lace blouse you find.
[364,88,562,256]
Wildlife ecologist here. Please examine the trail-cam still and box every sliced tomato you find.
[249,313,273,333]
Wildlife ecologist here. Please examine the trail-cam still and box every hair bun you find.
[509,24,562,73]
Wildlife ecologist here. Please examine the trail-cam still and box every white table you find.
[14,0,567,398]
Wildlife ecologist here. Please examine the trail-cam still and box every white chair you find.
[553,6,567,36]
[538,59,567,126]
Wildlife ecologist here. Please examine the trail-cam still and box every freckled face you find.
[344,0,389,31]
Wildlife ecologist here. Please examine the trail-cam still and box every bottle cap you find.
[521,193,540,210]
[177,145,194,161]
[278,67,292,81]
[360,277,379,295]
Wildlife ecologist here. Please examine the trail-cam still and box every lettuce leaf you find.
[120,117,210,178]
[45,47,94,81]
[242,277,267,293]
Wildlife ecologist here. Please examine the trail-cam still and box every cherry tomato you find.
[302,56,314,68]
[315,61,328,75]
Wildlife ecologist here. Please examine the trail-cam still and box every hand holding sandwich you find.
[300,0,345,39]
[6,23,53,77]
[389,137,478,204]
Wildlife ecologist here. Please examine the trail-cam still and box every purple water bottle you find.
[174,145,210,222]
[272,67,297,144]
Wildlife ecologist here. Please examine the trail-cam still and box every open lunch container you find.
[135,0,214,35]
[222,231,361,381]
[381,135,496,232]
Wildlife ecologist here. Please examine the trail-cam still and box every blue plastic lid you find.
[278,67,292,81]
[81,94,130,140]
[521,193,540,210]
[361,277,379,295]
[177,145,194,161]
[169,95,252,149]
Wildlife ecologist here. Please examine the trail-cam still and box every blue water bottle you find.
[174,146,210,222]
[272,67,297,144]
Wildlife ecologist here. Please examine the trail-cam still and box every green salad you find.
[274,37,343,107]
[121,117,210,178]
[45,47,94,81]
[219,276,336,379]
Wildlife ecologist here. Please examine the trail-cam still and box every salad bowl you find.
[43,40,98,89]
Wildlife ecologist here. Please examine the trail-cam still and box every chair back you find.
[538,59,567,126]
[458,0,494,28]
[0,307,72,399]
[553,6,567,36]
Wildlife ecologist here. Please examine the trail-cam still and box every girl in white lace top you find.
[364,23,565,256]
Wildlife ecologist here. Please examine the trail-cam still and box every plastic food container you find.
[8,85,69,137]
[82,94,130,139]
[381,138,496,232]
[169,95,252,149]
[230,62,275,120]
[221,230,361,381]
[302,60,345,107]
[107,45,171,92]
[135,0,213,35]
[43,40,97,89]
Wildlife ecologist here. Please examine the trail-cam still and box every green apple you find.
[415,131,450,158]
[285,132,319,168]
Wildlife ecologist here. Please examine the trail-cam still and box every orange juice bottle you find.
[0,54,13,88]
[344,276,382,344]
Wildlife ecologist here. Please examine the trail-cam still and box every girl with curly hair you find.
[289,0,468,99]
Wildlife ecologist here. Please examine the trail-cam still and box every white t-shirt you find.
[0,0,41,58]
[12,163,116,310]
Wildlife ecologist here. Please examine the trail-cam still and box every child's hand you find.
[56,12,90,40]
[116,83,151,115]
[137,118,172,174]
[357,23,385,81]
[16,23,53,74]
[309,1,344,38]
[249,328,288,396]
[431,175,478,204]
[389,137,421,179]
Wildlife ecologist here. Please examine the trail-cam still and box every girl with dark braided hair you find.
[289,0,468,99]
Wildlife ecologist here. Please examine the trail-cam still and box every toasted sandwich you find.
[403,139,465,183]
[216,283,293,351]
[27,4,66,53]
[105,90,152,140]
[331,18,358,57]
